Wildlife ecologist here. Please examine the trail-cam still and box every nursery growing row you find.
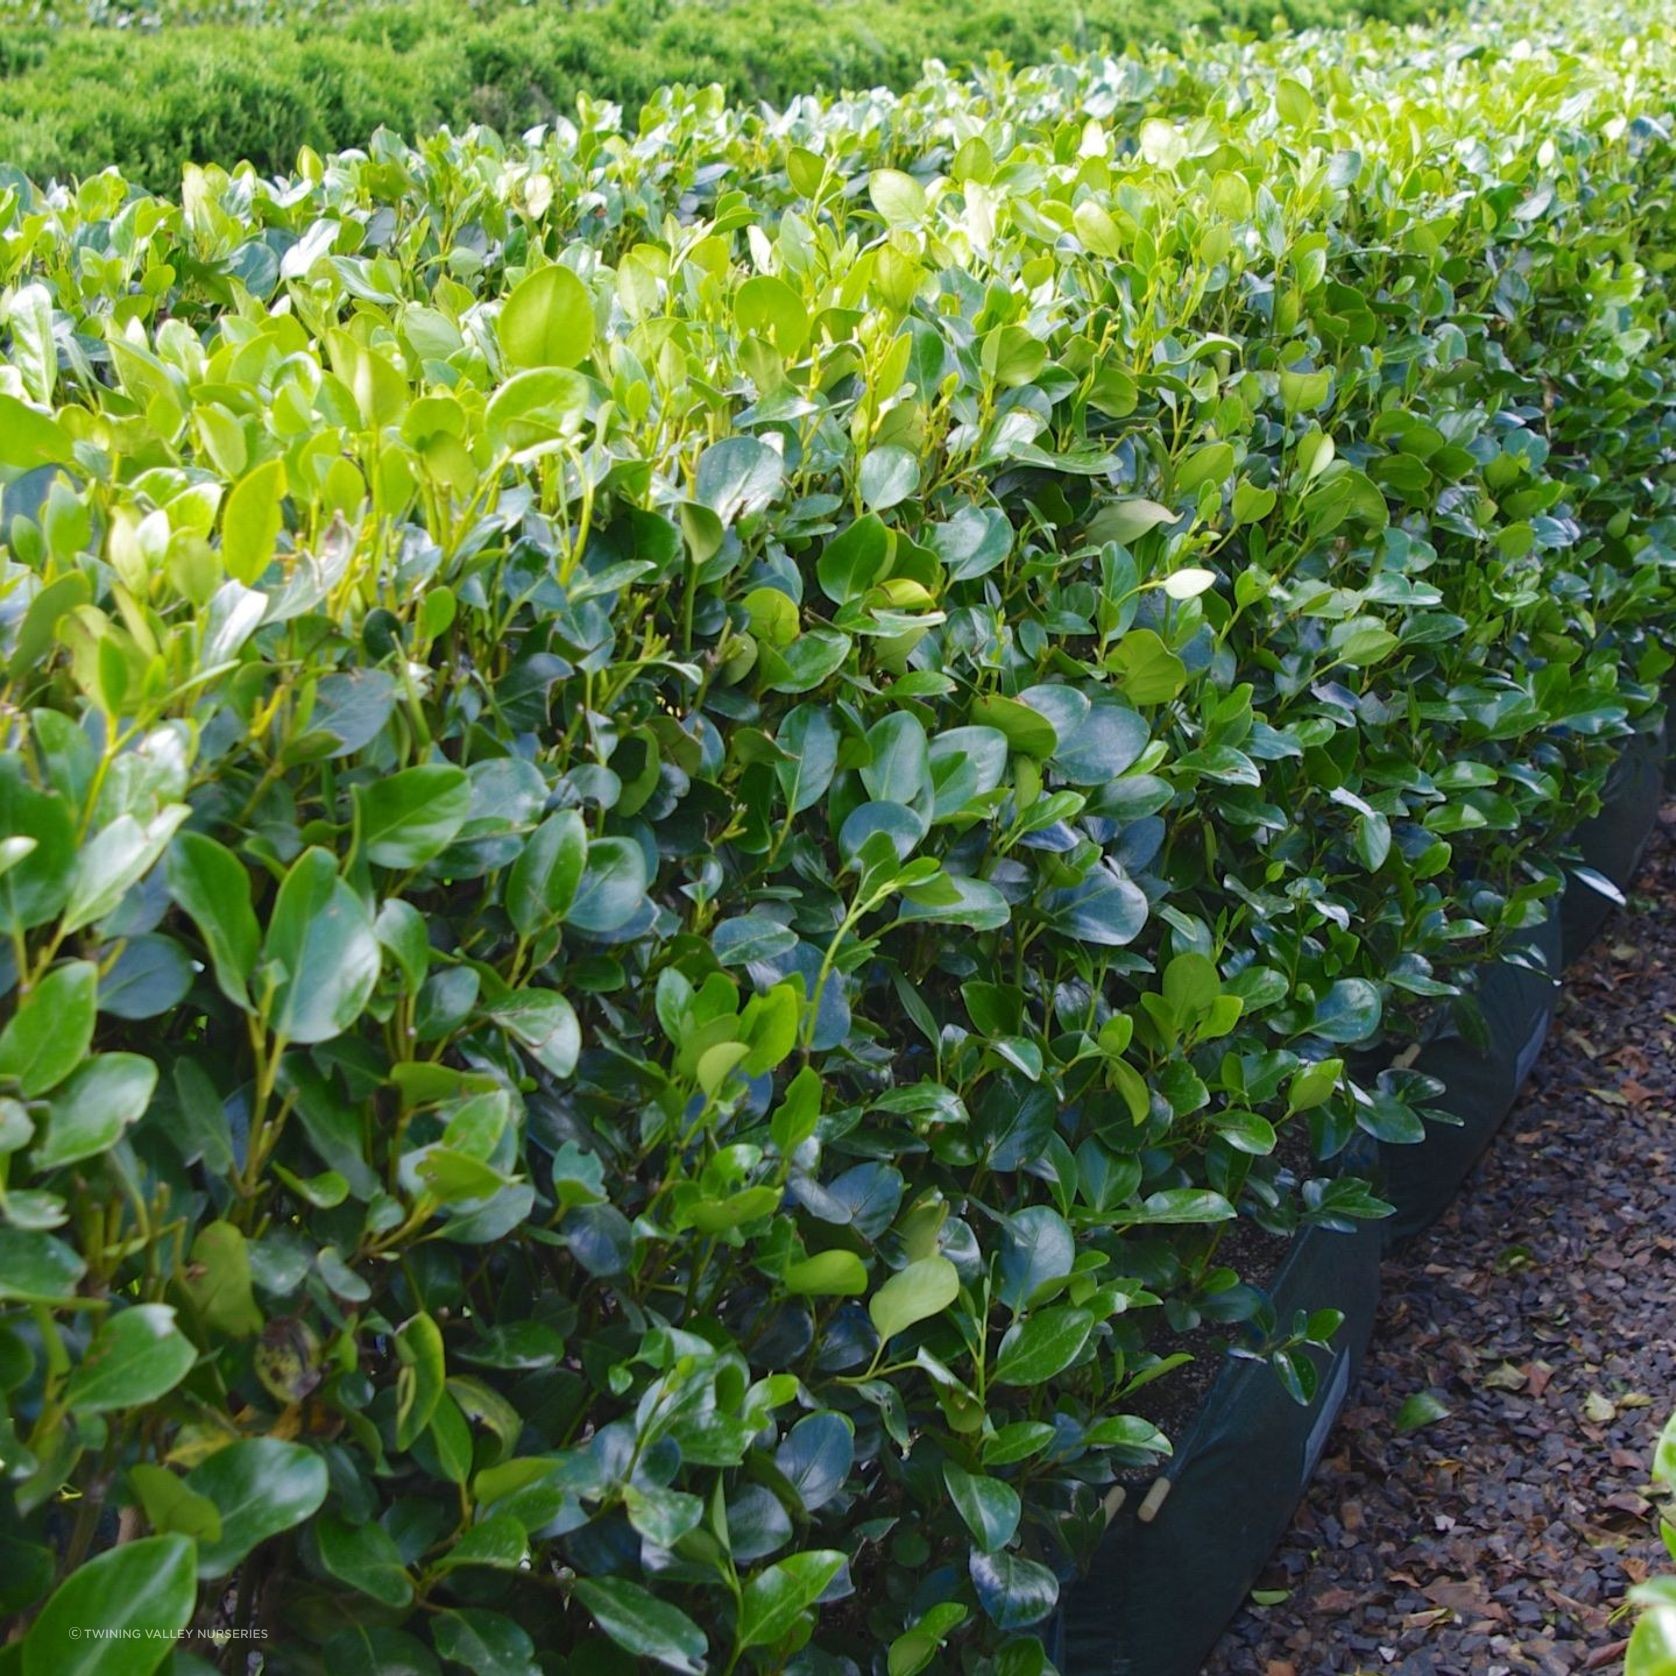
[0,0,1437,189]
[1,0,1674,1670]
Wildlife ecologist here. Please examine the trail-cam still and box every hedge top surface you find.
[0,0,1673,1669]
[0,0,1443,187]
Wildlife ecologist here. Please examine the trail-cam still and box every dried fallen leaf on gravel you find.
[1204,829,1676,1674]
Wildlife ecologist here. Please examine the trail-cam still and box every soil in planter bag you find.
[1560,723,1665,964]
[1056,1212,1382,1676]
[1377,903,1562,1246]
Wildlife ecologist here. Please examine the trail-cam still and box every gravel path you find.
[1203,812,1676,1676]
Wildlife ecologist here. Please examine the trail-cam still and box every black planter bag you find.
[1375,902,1563,1246]
[1560,723,1665,964]
[1056,1209,1382,1676]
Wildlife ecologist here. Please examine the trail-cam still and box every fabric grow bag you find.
[1560,722,1665,964]
[1056,1210,1382,1676]
[1376,901,1563,1246]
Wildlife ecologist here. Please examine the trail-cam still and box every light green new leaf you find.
[736,273,809,357]
[221,457,287,584]
[869,1255,959,1342]
[499,264,594,369]
[1108,629,1188,705]
[128,1463,223,1544]
[395,1310,447,1452]
[1089,498,1176,547]
[869,169,927,226]
[183,1220,264,1338]
[783,1250,869,1296]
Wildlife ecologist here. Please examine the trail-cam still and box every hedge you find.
[0,0,1442,187]
[0,0,1673,1670]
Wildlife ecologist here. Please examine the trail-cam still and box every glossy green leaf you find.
[0,959,96,1097]
[736,1549,847,1649]
[997,1205,1074,1311]
[166,832,260,1007]
[566,837,650,934]
[944,1463,1021,1551]
[356,765,472,868]
[316,1514,414,1608]
[0,1228,85,1302]
[187,1439,328,1578]
[1394,1391,1451,1433]
[22,1535,197,1676]
[35,1053,158,1171]
[695,437,782,525]
[263,848,381,1045]
[506,809,587,936]
[66,1304,195,1413]
[1310,979,1383,1044]
[969,1548,1058,1630]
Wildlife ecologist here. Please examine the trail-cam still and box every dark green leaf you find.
[187,1438,328,1578]
[66,1304,196,1413]
[263,848,381,1045]
[357,765,472,868]
[574,1577,708,1675]
[22,1535,197,1676]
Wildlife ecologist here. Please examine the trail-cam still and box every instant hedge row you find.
[1,1,1674,1671]
[0,0,1442,188]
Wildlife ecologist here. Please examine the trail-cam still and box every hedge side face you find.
[0,4,1673,1670]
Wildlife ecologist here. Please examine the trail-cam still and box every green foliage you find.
[0,0,1440,187]
[0,0,1674,1668]
[1626,1411,1676,1676]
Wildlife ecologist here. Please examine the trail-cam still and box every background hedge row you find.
[0,0,1443,187]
